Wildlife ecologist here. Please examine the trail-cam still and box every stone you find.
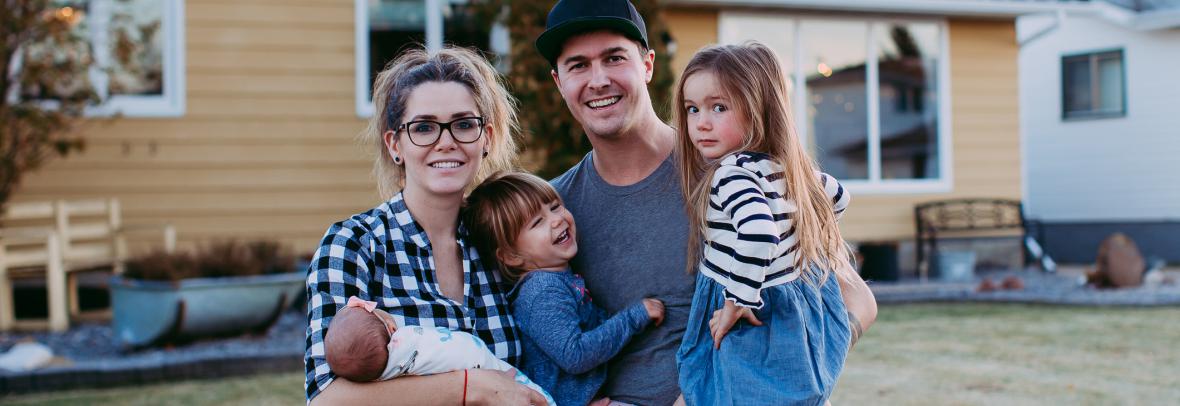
[0,342,53,372]
[1089,233,1146,288]
[1000,276,1025,290]
[977,278,997,292]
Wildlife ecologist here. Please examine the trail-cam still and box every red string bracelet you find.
[462,369,468,406]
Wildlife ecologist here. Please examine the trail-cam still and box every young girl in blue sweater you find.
[463,171,665,406]
[673,42,856,406]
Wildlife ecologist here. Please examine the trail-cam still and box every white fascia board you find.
[668,0,1094,18]
[1092,1,1180,30]
[1019,2,1180,31]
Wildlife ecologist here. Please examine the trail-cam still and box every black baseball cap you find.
[535,0,649,66]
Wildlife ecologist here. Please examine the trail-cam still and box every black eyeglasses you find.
[397,117,485,147]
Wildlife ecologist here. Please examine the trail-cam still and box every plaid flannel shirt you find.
[303,192,521,401]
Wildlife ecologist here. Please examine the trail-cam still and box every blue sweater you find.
[509,269,651,406]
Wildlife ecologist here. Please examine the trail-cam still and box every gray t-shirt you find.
[551,152,695,406]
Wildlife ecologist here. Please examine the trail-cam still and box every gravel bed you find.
[0,310,304,376]
[3,270,1178,394]
[871,270,1180,306]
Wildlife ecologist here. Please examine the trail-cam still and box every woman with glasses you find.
[304,46,546,406]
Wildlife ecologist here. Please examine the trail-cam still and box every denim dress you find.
[676,268,851,406]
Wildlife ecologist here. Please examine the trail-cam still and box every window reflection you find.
[876,23,939,180]
[367,0,493,101]
[107,0,164,96]
[720,15,795,94]
[803,20,868,180]
[1063,50,1123,118]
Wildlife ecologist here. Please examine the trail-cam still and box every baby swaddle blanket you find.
[379,325,556,405]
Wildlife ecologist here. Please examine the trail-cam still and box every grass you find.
[2,372,303,406]
[831,303,1180,405]
[4,303,1178,405]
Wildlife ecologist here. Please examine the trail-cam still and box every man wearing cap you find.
[538,1,694,405]
[538,1,878,405]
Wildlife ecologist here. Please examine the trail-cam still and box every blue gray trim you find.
[1029,220,1180,263]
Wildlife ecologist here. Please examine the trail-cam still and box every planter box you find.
[110,272,304,348]
[935,251,977,282]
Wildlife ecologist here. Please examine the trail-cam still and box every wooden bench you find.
[0,199,176,331]
[914,198,1027,281]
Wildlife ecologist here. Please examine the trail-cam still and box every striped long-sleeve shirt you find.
[699,151,850,309]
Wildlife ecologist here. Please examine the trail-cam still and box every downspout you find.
[1016,9,1065,233]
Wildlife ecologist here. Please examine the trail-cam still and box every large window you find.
[355,0,506,117]
[719,13,950,193]
[49,0,185,116]
[1062,49,1124,120]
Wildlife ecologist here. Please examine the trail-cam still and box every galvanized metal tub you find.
[110,272,305,348]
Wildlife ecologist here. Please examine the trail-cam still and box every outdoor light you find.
[817,62,833,77]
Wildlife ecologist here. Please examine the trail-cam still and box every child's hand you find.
[709,300,762,349]
[643,298,665,326]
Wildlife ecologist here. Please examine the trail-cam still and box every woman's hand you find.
[466,369,549,406]
[709,300,762,349]
[643,298,665,326]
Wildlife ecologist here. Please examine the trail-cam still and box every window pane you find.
[441,3,496,60]
[1063,56,1092,114]
[106,0,164,96]
[369,0,427,99]
[803,20,868,180]
[876,23,940,180]
[367,0,494,101]
[719,15,795,94]
[1097,54,1123,113]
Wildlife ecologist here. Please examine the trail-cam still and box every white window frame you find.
[355,0,444,118]
[86,0,186,117]
[719,12,953,195]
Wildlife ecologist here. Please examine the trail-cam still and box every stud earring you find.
[482,150,488,158]
[393,155,401,164]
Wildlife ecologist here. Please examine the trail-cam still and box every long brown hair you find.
[674,42,854,283]
[361,46,520,199]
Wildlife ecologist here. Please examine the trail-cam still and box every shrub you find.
[124,240,296,281]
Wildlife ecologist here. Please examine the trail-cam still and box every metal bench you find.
[914,198,1028,281]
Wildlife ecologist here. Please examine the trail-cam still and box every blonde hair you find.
[462,171,563,281]
[362,46,521,199]
[674,42,855,283]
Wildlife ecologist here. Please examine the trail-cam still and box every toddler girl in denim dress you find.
[673,42,856,406]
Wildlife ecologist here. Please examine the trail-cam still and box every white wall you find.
[1018,15,1180,222]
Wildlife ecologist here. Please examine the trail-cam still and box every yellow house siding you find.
[11,3,1024,255]
[12,0,375,253]
[664,8,719,83]
[839,18,1023,241]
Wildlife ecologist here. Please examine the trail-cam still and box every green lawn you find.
[831,304,1180,405]
[6,304,1178,405]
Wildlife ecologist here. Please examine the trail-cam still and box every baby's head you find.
[324,297,398,382]
[464,171,577,280]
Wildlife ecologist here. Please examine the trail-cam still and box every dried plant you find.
[124,240,297,281]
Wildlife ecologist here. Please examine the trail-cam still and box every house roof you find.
[1092,0,1180,29]
[1103,0,1180,12]
[665,0,1094,18]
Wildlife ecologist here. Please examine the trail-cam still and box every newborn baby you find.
[324,297,554,404]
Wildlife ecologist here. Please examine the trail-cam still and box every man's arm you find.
[834,264,876,347]
[310,369,547,406]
